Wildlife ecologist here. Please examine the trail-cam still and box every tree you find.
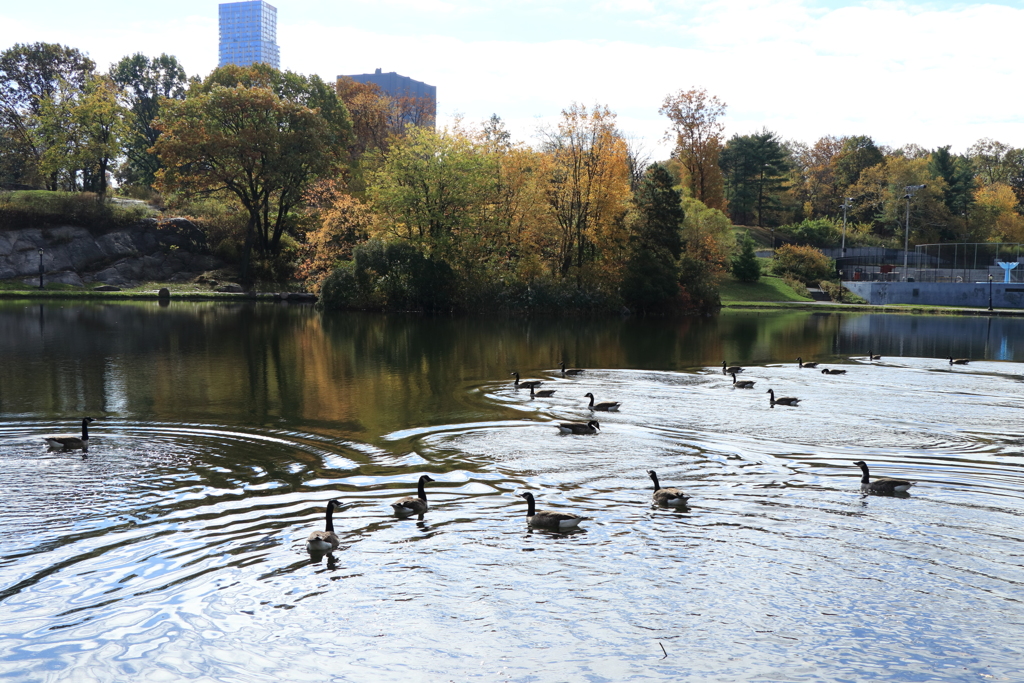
[793,135,846,218]
[622,164,684,313]
[154,74,351,280]
[367,123,497,268]
[720,128,790,226]
[834,135,884,189]
[659,88,727,210]
[109,53,188,189]
[731,232,761,282]
[930,145,975,220]
[0,42,95,188]
[540,103,631,286]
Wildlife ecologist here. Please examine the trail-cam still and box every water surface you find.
[1,303,1022,682]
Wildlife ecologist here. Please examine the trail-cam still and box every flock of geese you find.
[45,352,955,553]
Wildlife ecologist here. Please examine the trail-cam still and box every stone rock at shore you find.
[0,218,224,287]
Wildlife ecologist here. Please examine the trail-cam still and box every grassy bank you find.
[718,274,813,304]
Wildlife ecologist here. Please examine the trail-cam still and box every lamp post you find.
[840,197,853,256]
[770,227,775,254]
[989,273,993,311]
[38,248,44,290]
[903,185,926,281]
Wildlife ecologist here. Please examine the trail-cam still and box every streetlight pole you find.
[38,248,44,290]
[840,197,852,256]
[903,185,926,281]
[989,273,993,311]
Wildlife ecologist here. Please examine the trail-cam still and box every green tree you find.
[154,75,351,281]
[109,53,188,189]
[0,42,95,188]
[929,145,976,221]
[731,232,761,282]
[720,128,790,226]
[622,164,685,313]
[834,135,884,189]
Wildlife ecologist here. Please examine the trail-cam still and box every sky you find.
[2,0,1022,158]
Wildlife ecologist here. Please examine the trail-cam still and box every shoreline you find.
[2,288,1021,317]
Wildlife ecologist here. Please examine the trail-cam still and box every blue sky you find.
[2,0,1022,157]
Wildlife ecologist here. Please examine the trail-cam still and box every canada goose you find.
[821,368,847,375]
[766,388,800,406]
[584,392,620,411]
[722,361,743,375]
[44,417,94,452]
[647,470,690,507]
[518,491,585,530]
[868,351,881,360]
[559,362,584,376]
[511,372,543,389]
[731,372,756,388]
[852,460,914,495]
[557,420,600,434]
[948,356,970,365]
[797,357,819,368]
[306,499,343,552]
[391,475,435,518]
[530,385,556,398]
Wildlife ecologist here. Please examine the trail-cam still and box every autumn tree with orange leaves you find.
[660,88,727,211]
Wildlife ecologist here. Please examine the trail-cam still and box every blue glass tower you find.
[218,1,280,70]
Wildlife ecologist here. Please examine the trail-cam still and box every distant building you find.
[219,1,280,70]
[339,68,436,102]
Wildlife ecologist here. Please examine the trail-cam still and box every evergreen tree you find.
[731,232,761,282]
[930,145,976,218]
[720,129,790,227]
[622,164,685,313]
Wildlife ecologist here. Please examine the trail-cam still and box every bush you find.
[777,218,842,248]
[0,190,152,232]
[782,274,810,298]
[678,254,721,314]
[772,244,835,285]
[819,280,867,304]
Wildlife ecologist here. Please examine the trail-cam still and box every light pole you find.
[840,197,853,256]
[903,185,926,281]
[38,248,44,290]
[989,273,993,311]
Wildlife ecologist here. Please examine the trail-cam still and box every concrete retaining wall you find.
[845,281,1024,308]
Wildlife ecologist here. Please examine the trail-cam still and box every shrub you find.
[782,274,810,298]
[772,244,835,285]
[777,217,841,248]
[819,280,867,304]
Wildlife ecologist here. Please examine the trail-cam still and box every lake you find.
[1,302,1022,682]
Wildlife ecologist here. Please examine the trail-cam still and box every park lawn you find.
[719,274,813,303]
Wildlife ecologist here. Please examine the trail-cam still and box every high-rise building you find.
[219,1,280,70]
[340,68,436,102]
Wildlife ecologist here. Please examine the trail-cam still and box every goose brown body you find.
[647,470,689,507]
[797,357,818,368]
[519,491,584,530]
[306,499,342,552]
[948,356,970,365]
[559,362,584,376]
[767,389,800,406]
[557,420,600,434]
[584,392,620,411]
[530,385,556,398]
[722,361,743,375]
[731,372,755,388]
[821,368,847,375]
[44,417,94,452]
[868,351,881,360]
[511,372,543,389]
[391,475,435,518]
[853,460,914,495]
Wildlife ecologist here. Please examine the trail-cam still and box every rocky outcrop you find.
[0,218,224,287]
